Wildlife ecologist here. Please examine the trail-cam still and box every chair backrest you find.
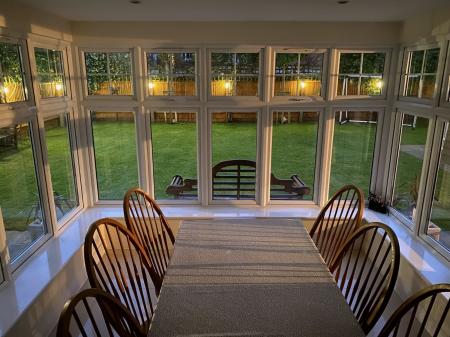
[56,288,145,337]
[329,222,400,334]
[123,187,175,279]
[309,184,364,266]
[378,283,450,337]
[84,218,161,332]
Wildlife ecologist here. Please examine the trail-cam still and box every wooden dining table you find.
[148,218,365,337]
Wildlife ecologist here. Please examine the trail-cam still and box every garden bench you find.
[166,159,310,200]
[0,125,20,149]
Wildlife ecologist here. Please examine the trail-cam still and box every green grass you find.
[2,118,449,235]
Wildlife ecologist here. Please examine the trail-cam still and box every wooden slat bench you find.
[166,159,310,200]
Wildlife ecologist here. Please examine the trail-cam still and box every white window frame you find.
[146,107,202,205]
[86,108,141,205]
[267,107,325,206]
[387,110,435,232]
[271,48,328,102]
[439,41,450,108]
[399,44,445,103]
[143,48,200,102]
[207,107,263,205]
[28,38,72,102]
[207,47,264,102]
[331,48,391,100]
[80,48,136,100]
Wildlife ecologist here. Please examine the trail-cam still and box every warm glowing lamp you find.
[224,81,231,90]
[2,86,9,94]
[299,81,306,89]
[148,81,155,89]
[376,80,383,89]
[55,83,63,91]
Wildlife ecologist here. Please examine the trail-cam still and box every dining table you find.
[148,218,365,337]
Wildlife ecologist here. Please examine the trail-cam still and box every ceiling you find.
[17,0,449,22]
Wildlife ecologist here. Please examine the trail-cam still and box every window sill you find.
[0,205,449,336]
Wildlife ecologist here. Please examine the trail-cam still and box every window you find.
[337,52,385,96]
[330,111,378,197]
[44,113,78,220]
[392,114,429,227]
[274,52,323,97]
[91,112,138,200]
[0,41,27,103]
[146,52,196,96]
[211,112,258,200]
[428,123,450,251]
[34,48,66,98]
[403,48,440,99]
[271,111,319,201]
[84,51,133,95]
[151,111,198,200]
[0,122,46,262]
[210,52,259,96]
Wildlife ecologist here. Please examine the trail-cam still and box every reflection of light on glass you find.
[376,80,383,89]
[148,81,155,89]
[55,83,63,91]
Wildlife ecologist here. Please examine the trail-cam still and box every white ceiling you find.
[17,0,449,22]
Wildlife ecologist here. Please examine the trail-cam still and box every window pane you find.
[406,75,420,97]
[211,52,259,96]
[34,48,66,98]
[85,52,133,95]
[0,123,46,261]
[271,112,318,200]
[423,48,439,73]
[274,53,323,96]
[330,111,378,197]
[91,112,138,200]
[211,112,257,200]
[147,52,196,96]
[409,50,424,74]
[44,113,78,220]
[338,52,385,96]
[0,41,26,103]
[392,115,429,226]
[421,75,436,99]
[151,111,198,200]
[429,124,450,250]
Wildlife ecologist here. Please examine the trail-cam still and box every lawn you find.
[2,118,449,234]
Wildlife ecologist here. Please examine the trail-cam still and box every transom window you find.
[0,41,27,103]
[337,51,386,96]
[34,48,66,98]
[84,51,133,95]
[403,48,440,99]
[210,52,260,97]
[146,52,196,96]
[274,52,323,97]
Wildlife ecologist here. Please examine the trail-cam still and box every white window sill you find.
[0,205,449,336]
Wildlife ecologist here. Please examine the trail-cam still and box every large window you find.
[392,114,429,226]
[44,113,78,220]
[34,48,66,98]
[337,52,385,96]
[428,123,450,251]
[146,52,196,96]
[151,111,198,200]
[271,111,319,201]
[211,112,258,200]
[330,111,378,197]
[84,51,133,95]
[274,52,323,97]
[210,52,259,97]
[91,112,138,200]
[403,48,440,99]
[0,41,27,103]
[0,123,46,262]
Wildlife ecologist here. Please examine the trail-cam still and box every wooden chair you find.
[378,283,450,337]
[123,187,175,280]
[84,218,161,332]
[309,184,364,266]
[56,288,146,337]
[329,222,400,334]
